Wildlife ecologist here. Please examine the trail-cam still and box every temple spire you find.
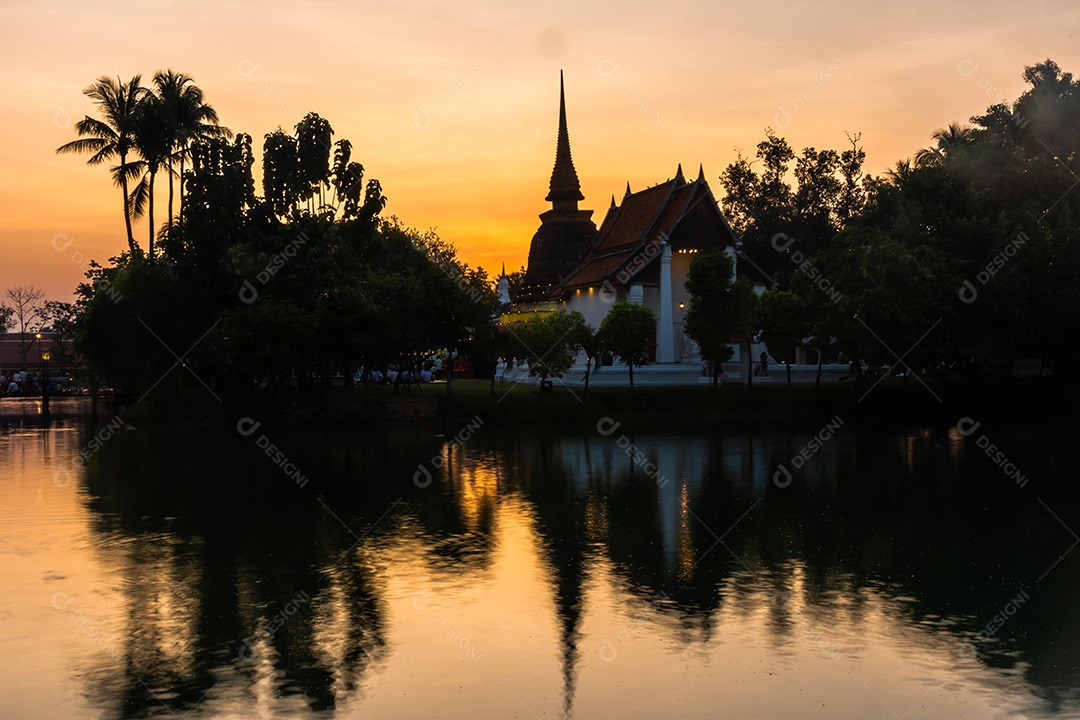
[497,262,511,304]
[546,70,585,212]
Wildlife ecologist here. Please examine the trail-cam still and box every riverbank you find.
[117,376,1076,430]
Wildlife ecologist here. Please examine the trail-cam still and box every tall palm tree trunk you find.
[119,152,137,256]
[178,153,186,223]
[147,169,157,264]
[167,157,175,226]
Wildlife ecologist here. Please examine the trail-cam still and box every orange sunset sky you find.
[1,0,1078,303]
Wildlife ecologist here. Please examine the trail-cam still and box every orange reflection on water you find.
[452,453,501,532]
[0,407,1075,719]
[677,480,695,582]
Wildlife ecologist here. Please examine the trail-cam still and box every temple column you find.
[725,246,737,284]
[658,243,674,362]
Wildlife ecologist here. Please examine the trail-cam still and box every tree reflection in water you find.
[65,415,1080,718]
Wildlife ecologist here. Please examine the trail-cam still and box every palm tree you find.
[913,146,944,168]
[152,70,229,225]
[914,122,974,167]
[56,75,147,257]
[128,95,173,264]
[886,159,914,184]
[934,121,974,148]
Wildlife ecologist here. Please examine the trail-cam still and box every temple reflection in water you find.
[7,403,1075,718]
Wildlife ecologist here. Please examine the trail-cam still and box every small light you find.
[679,303,685,309]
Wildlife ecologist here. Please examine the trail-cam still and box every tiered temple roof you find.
[553,165,744,294]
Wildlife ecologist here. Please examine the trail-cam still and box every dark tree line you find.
[59,59,1080,399]
[698,58,1080,386]
[64,97,496,395]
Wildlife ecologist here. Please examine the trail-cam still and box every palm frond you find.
[913,147,943,167]
[112,160,147,187]
[72,116,117,140]
[128,175,150,219]
[56,137,109,157]
[88,145,117,165]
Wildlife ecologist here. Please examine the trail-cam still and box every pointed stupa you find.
[545,70,585,211]
[624,181,632,198]
[497,262,511,304]
[697,163,706,182]
[675,163,684,183]
[515,72,598,305]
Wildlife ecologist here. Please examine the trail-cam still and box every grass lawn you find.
[120,370,1071,429]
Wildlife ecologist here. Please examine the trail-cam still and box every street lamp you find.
[41,349,50,411]
[32,332,41,391]
[29,332,40,369]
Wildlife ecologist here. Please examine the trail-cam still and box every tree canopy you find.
[69,107,496,395]
[52,57,1080,401]
[714,58,1080,385]
[684,250,759,386]
[57,71,229,264]
[598,302,656,389]
[509,310,588,385]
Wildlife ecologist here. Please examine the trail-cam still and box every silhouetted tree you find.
[296,112,334,212]
[152,70,229,225]
[758,289,806,386]
[128,94,173,263]
[6,286,46,366]
[56,75,147,257]
[598,302,656,390]
[684,250,758,386]
[720,129,868,280]
[510,311,587,388]
[330,139,364,218]
[914,122,973,167]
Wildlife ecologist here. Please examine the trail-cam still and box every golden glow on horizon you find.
[1,1,1078,300]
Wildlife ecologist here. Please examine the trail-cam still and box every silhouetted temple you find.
[516,71,598,304]
[507,72,773,379]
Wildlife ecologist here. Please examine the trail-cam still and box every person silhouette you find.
[755,351,769,377]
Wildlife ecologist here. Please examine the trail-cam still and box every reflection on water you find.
[2,398,1079,718]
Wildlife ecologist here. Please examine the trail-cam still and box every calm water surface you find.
[2,397,1079,719]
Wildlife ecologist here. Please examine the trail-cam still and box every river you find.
[1,397,1078,718]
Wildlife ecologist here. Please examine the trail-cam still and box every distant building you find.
[0,331,69,371]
